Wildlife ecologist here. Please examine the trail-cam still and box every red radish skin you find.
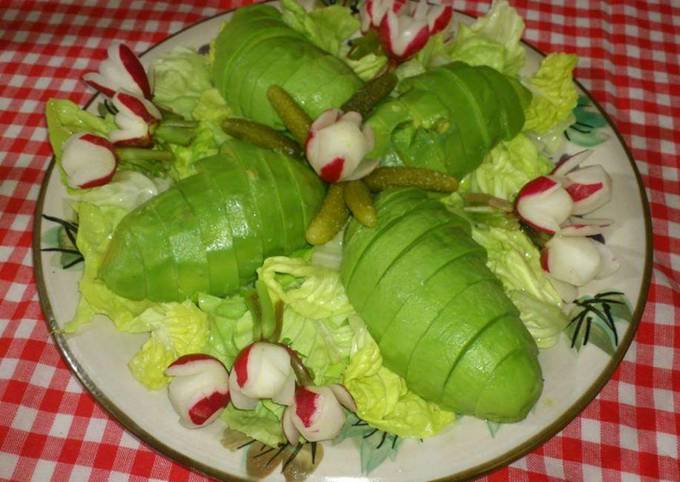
[116,92,159,124]
[61,133,118,189]
[566,182,603,202]
[294,386,319,428]
[82,78,115,98]
[551,150,592,176]
[75,134,117,187]
[117,43,152,99]
[320,157,345,183]
[169,353,216,367]
[518,176,558,197]
[430,7,453,33]
[540,249,550,272]
[79,133,114,151]
[234,344,253,387]
[188,391,231,425]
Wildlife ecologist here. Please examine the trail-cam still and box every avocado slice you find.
[347,204,462,312]
[345,201,454,308]
[213,6,285,94]
[277,152,326,239]
[439,312,536,415]
[404,279,517,403]
[475,65,526,139]
[341,188,432,286]
[123,203,178,301]
[223,29,303,113]
[241,37,316,122]
[472,347,543,422]
[227,144,281,258]
[378,254,496,375]
[245,148,290,254]
[282,53,361,121]
[444,63,504,150]
[150,187,210,300]
[361,224,484,343]
[201,153,264,285]
[403,68,490,163]
[99,216,148,301]
[176,171,240,297]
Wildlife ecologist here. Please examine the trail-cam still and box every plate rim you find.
[31,5,654,482]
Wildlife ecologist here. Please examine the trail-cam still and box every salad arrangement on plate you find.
[42,0,632,477]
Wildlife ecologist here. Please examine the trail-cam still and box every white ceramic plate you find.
[34,5,652,481]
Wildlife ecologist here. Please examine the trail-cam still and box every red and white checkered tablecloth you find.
[1,0,678,480]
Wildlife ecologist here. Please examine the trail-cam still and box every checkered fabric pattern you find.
[1,0,678,480]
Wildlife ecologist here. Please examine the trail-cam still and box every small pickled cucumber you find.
[267,85,312,146]
[363,167,459,193]
[222,118,302,158]
[305,183,349,246]
[343,180,377,227]
[341,70,397,118]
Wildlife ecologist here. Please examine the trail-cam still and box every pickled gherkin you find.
[100,140,325,302]
[341,188,542,422]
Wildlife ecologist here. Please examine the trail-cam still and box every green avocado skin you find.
[367,62,531,179]
[212,4,362,128]
[341,189,543,423]
[99,140,325,302]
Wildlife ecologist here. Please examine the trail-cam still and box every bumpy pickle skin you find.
[222,118,302,158]
[363,167,459,193]
[305,183,349,246]
[341,70,398,119]
[343,180,377,228]
[267,85,312,146]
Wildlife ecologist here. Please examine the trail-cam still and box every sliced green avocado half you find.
[379,261,497,379]
[125,203,178,301]
[176,170,240,298]
[361,226,484,344]
[151,186,210,300]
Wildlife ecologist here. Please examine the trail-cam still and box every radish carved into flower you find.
[165,354,231,428]
[83,42,152,99]
[362,0,452,61]
[282,384,357,444]
[61,132,117,189]
[515,176,573,234]
[228,342,295,409]
[109,91,162,147]
[305,109,377,183]
[541,236,603,286]
[560,217,612,237]
[563,165,612,215]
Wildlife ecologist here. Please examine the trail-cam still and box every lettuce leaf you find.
[280,0,360,56]
[343,335,454,438]
[523,52,579,150]
[127,301,210,389]
[73,171,169,210]
[165,119,229,180]
[460,133,553,200]
[67,202,152,333]
[258,256,354,320]
[152,47,214,119]
[221,401,285,447]
[199,293,253,367]
[447,0,526,76]
[443,195,567,348]
[470,221,567,348]
[45,98,116,161]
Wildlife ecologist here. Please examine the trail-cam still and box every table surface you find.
[1,0,678,481]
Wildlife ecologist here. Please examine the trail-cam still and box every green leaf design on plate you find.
[564,95,609,147]
[565,291,632,355]
[334,414,403,474]
[40,214,84,270]
[486,420,502,438]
